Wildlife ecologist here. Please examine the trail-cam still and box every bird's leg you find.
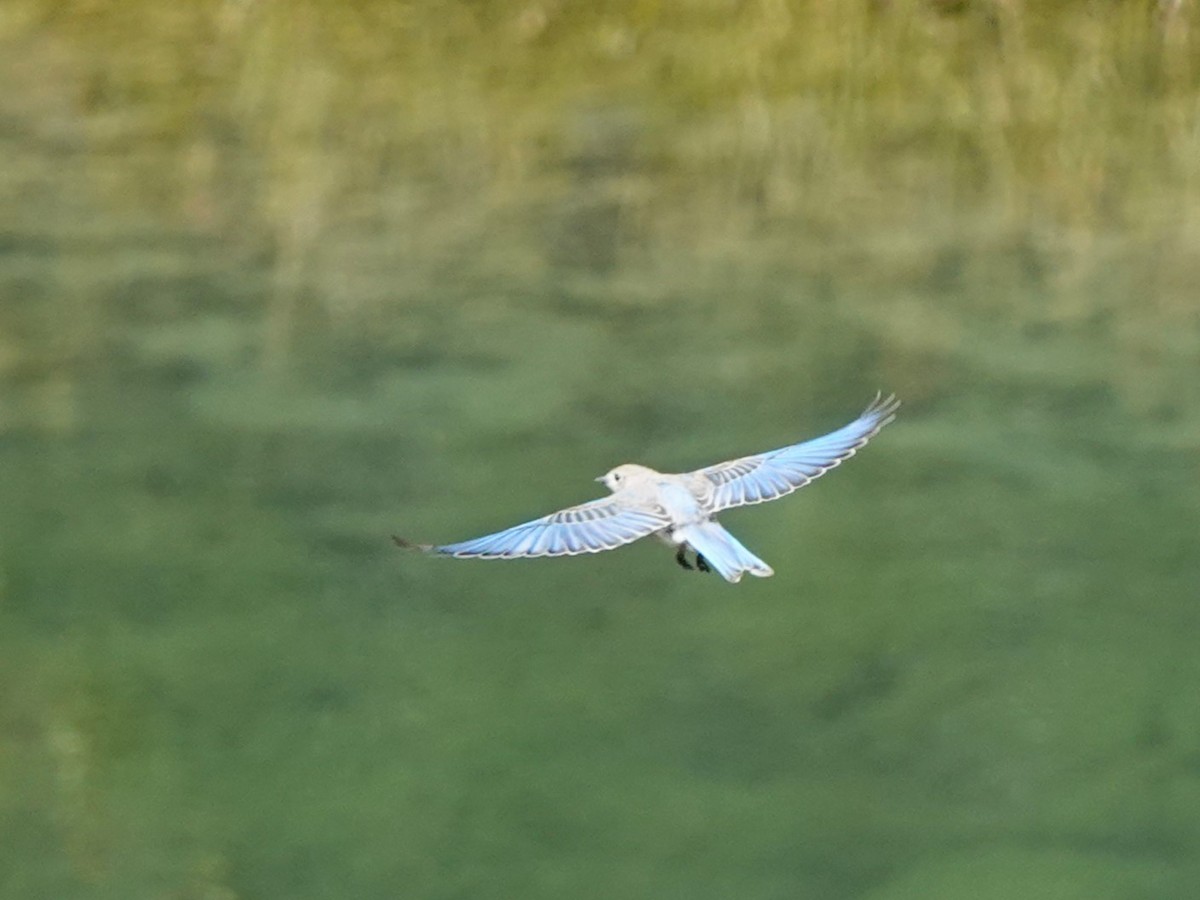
[695,554,712,574]
[675,545,695,570]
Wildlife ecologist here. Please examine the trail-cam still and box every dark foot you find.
[675,546,694,570]
[696,554,712,574]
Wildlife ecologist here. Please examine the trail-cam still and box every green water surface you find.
[2,2,1199,898]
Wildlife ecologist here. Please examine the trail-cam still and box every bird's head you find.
[596,464,651,493]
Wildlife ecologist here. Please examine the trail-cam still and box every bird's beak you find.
[594,476,605,483]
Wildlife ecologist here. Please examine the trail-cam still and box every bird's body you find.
[594,465,775,582]
[395,393,899,583]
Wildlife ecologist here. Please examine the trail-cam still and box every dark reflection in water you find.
[2,3,1199,899]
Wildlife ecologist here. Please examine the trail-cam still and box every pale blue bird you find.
[395,393,898,583]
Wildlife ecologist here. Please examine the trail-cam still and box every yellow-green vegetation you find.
[13,0,1200,232]
[3,0,1196,400]
[1,1,1198,898]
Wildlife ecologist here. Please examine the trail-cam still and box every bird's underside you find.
[393,392,899,583]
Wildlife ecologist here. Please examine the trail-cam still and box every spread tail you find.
[677,522,773,584]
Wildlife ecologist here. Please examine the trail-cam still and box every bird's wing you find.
[693,393,899,513]
[401,495,671,559]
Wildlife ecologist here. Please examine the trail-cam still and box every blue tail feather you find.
[678,522,774,584]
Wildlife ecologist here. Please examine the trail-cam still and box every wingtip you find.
[866,391,901,421]
[392,535,435,553]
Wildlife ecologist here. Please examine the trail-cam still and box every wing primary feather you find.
[696,393,899,513]
[413,495,669,560]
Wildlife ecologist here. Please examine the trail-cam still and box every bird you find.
[394,393,899,583]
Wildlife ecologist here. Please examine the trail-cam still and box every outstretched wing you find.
[399,496,670,559]
[694,393,899,513]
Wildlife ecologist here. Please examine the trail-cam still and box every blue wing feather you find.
[697,393,899,513]
[431,496,670,559]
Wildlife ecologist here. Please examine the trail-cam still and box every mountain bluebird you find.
[395,393,898,583]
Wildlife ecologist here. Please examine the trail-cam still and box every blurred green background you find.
[2,1,1199,897]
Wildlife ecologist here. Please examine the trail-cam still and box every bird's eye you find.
[612,472,621,482]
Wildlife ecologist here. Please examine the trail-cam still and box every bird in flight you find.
[394,393,899,583]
